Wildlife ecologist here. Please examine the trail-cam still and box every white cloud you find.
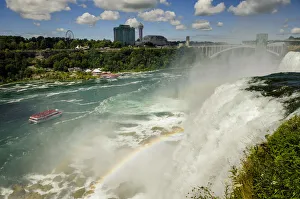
[80,4,87,8]
[217,22,223,27]
[33,22,40,26]
[291,28,300,34]
[125,18,141,28]
[280,29,285,34]
[99,10,120,20]
[56,28,65,32]
[228,0,290,16]
[170,20,181,26]
[176,24,187,30]
[138,9,185,31]
[160,0,170,6]
[93,0,157,12]
[194,0,225,16]
[138,9,175,22]
[76,11,120,26]
[192,20,212,31]
[76,12,99,26]
[6,0,76,20]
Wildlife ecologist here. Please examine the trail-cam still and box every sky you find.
[1,0,300,43]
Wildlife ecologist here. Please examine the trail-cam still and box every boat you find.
[29,109,62,124]
[101,73,119,79]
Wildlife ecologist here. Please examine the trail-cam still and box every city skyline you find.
[1,0,300,43]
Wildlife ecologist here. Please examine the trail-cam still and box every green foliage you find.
[54,40,66,49]
[0,36,201,83]
[246,116,300,199]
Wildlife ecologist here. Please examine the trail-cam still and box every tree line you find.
[0,46,200,82]
[0,36,123,50]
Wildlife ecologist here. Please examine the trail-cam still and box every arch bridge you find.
[191,43,286,59]
[188,34,288,59]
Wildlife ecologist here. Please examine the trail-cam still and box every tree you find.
[40,40,46,49]
[54,57,69,71]
[54,40,66,49]
[144,42,155,47]
[25,41,36,50]
[70,40,79,49]
[112,41,122,48]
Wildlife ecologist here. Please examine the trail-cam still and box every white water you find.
[278,52,300,72]
[90,79,285,199]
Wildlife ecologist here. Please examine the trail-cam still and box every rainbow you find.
[86,127,184,197]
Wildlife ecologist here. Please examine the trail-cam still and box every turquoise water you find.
[0,69,188,196]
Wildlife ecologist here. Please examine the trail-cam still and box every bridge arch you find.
[209,45,280,59]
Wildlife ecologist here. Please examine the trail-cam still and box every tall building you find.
[138,23,144,41]
[186,36,190,47]
[113,25,135,46]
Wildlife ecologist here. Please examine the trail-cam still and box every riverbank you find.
[0,71,97,85]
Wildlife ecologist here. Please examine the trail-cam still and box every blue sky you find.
[1,0,300,43]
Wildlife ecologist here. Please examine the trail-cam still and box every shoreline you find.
[0,69,161,86]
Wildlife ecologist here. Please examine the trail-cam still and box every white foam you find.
[89,79,285,199]
[278,52,300,72]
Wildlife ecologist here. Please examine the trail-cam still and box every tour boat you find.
[29,109,62,124]
[101,74,119,79]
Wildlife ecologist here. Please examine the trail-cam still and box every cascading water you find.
[278,52,300,72]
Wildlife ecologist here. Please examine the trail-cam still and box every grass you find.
[188,116,300,199]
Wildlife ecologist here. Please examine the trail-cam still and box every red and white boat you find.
[101,72,119,79]
[29,109,62,124]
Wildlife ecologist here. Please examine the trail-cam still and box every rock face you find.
[8,185,43,199]
[28,184,53,192]
[73,188,86,199]
[8,185,26,199]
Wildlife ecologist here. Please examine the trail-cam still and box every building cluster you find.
[113,23,169,47]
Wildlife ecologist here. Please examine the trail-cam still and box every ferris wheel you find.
[65,30,74,41]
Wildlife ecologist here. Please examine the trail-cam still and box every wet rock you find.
[24,192,43,199]
[57,189,69,198]
[66,174,77,182]
[28,184,53,192]
[44,193,56,199]
[139,135,158,145]
[151,127,168,133]
[58,181,65,188]
[84,190,94,196]
[53,176,63,182]
[119,132,136,136]
[73,188,85,199]
[63,166,75,175]
[75,177,86,187]
[172,126,184,132]
[8,184,26,199]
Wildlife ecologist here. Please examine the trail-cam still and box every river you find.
[0,52,300,199]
